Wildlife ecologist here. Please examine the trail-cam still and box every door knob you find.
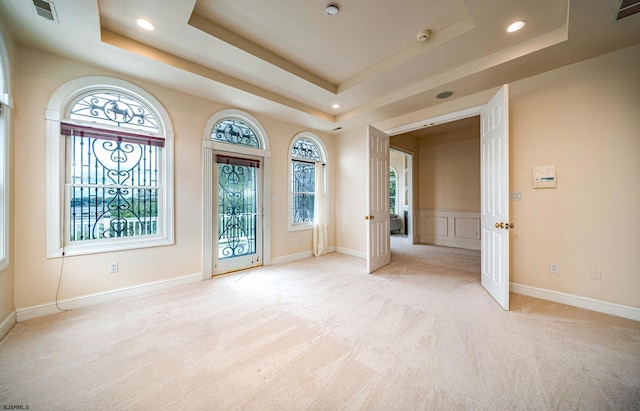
[495,222,514,229]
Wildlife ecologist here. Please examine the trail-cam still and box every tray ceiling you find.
[0,0,639,133]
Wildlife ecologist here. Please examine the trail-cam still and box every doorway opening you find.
[389,148,414,245]
[214,154,262,274]
[383,85,511,310]
[389,115,481,252]
[202,109,272,279]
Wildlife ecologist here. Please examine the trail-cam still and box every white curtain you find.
[313,162,328,257]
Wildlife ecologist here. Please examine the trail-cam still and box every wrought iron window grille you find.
[216,155,258,259]
[290,137,324,225]
[63,89,164,243]
[68,91,159,133]
[211,119,260,148]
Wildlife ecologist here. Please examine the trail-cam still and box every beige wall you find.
[390,135,420,227]
[0,15,16,325]
[346,44,640,309]
[335,127,367,255]
[418,126,480,210]
[258,117,336,258]
[509,44,640,307]
[6,38,639,315]
[12,47,334,309]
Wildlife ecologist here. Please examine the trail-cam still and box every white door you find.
[480,85,510,310]
[367,125,391,273]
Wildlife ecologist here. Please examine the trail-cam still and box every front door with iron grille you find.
[214,154,262,274]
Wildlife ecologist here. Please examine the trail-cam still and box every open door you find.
[481,85,510,309]
[367,125,391,273]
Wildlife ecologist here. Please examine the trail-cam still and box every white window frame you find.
[202,109,272,279]
[390,165,398,215]
[0,31,11,272]
[288,132,328,232]
[45,76,174,258]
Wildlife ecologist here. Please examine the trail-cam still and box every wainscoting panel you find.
[455,217,480,240]
[422,215,448,236]
[418,209,480,250]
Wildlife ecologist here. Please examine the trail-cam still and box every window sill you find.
[47,236,174,258]
[288,224,313,232]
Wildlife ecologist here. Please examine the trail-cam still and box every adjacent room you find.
[0,0,639,409]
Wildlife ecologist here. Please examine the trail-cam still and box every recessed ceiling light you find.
[436,91,454,99]
[332,103,341,109]
[506,20,526,33]
[326,4,339,15]
[136,17,156,31]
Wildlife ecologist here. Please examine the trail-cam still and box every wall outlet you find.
[550,262,559,274]
[509,192,523,201]
[589,267,601,280]
[108,262,119,273]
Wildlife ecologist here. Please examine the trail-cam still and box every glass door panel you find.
[215,155,262,274]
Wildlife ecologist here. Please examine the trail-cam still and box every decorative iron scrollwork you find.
[69,91,159,133]
[217,163,257,259]
[211,119,260,148]
[292,162,315,223]
[69,136,159,241]
[291,139,321,161]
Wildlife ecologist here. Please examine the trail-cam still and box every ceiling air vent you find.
[32,0,59,23]
[614,0,640,21]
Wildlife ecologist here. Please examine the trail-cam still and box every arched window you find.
[288,133,327,230]
[210,118,260,148]
[46,77,174,257]
[205,109,268,152]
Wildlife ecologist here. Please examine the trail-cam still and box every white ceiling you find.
[1,0,639,134]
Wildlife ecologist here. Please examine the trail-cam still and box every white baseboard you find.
[16,272,202,322]
[272,251,313,265]
[271,246,337,265]
[335,247,366,259]
[511,283,640,322]
[0,310,16,341]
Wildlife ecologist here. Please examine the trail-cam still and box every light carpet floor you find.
[1,238,639,410]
